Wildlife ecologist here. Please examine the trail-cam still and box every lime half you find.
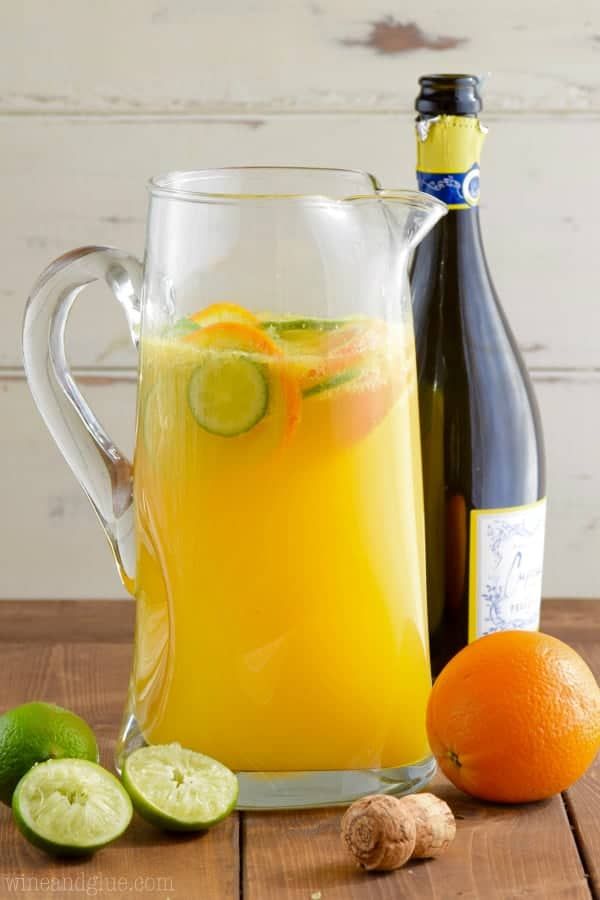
[12,759,132,857]
[122,743,239,831]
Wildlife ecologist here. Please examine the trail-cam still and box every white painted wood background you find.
[3,1,599,598]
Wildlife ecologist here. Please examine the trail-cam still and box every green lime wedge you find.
[12,759,132,857]
[303,367,363,398]
[261,316,350,332]
[121,744,238,831]
[188,354,269,437]
[166,317,200,338]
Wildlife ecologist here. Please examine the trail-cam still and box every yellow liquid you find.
[133,319,431,771]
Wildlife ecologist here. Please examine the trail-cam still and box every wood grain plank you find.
[0,636,239,900]
[4,0,600,114]
[536,378,600,598]
[0,813,239,900]
[243,604,600,899]
[0,598,592,644]
[3,115,600,370]
[3,376,599,599]
[0,379,134,599]
[541,600,600,643]
[566,763,600,900]
[563,640,600,900]
[0,602,597,898]
[243,773,591,899]
[0,601,134,642]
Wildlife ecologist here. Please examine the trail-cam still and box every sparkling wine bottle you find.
[410,74,547,675]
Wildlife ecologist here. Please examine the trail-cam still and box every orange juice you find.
[133,307,431,772]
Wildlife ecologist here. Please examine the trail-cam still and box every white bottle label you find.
[469,499,547,641]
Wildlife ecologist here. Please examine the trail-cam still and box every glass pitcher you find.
[23,168,446,809]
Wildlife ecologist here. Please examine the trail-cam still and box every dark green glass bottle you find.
[410,74,546,675]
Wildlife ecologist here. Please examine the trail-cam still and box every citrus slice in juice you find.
[329,373,400,446]
[260,315,352,334]
[318,318,387,372]
[260,316,357,358]
[296,319,388,394]
[184,320,282,356]
[166,303,258,339]
[185,322,301,443]
[305,346,403,447]
[302,367,362,398]
[121,744,238,831]
[188,354,269,437]
[12,759,132,857]
[258,316,375,392]
[167,317,201,338]
[190,302,259,328]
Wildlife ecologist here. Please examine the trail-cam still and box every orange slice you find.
[299,319,388,393]
[305,360,403,448]
[189,302,259,328]
[184,321,279,354]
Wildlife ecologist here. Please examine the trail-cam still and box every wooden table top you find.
[0,599,597,899]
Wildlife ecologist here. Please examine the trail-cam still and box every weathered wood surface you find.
[243,780,591,899]
[4,115,600,370]
[560,641,600,899]
[5,1,600,114]
[0,599,597,899]
[0,637,239,900]
[4,0,599,597]
[1,375,597,599]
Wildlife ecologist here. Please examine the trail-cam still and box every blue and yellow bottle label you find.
[417,166,481,208]
[416,115,487,210]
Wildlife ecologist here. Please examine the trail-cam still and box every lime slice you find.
[188,353,269,437]
[12,759,132,857]
[121,744,239,831]
[167,317,200,338]
[303,367,363,398]
[260,316,351,332]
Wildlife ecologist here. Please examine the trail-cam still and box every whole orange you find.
[426,630,600,803]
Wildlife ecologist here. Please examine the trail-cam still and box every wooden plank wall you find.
[3,1,599,598]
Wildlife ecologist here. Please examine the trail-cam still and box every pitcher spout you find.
[379,190,447,254]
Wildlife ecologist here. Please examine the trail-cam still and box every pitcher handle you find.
[22,246,143,591]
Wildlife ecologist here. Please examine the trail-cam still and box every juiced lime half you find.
[12,759,132,857]
[121,743,239,831]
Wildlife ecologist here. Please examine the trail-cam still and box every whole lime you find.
[0,701,99,804]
